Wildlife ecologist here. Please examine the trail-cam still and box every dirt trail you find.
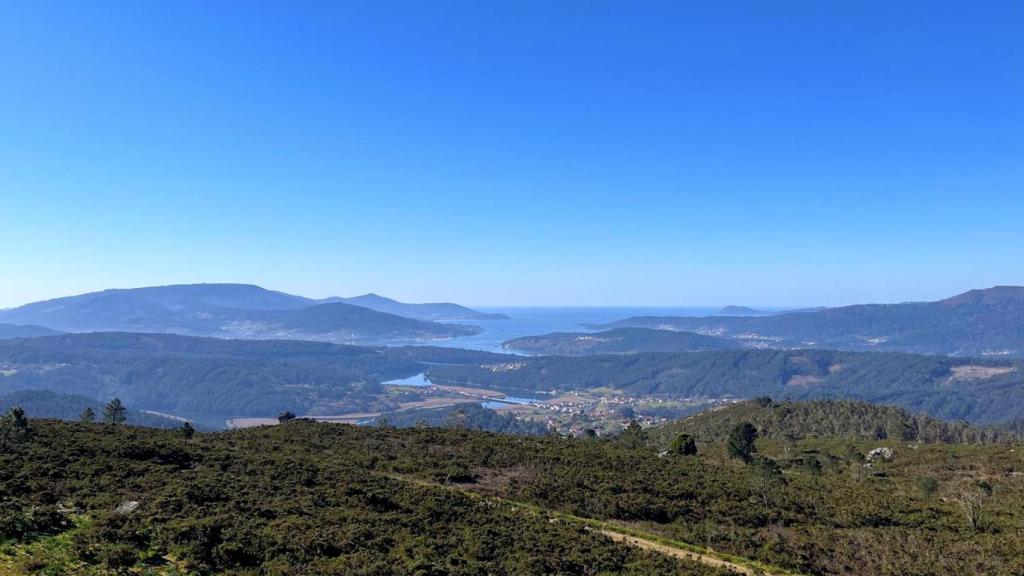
[600,530,770,575]
[384,473,797,576]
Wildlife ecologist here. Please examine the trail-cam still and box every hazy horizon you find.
[0,280,1012,312]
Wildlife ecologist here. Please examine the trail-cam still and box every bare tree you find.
[958,481,993,531]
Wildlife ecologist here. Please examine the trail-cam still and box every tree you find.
[959,480,993,531]
[104,398,127,425]
[80,407,96,423]
[278,411,297,424]
[179,421,196,439]
[669,433,697,456]
[620,419,646,449]
[727,422,758,463]
[0,407,29,451]
[10,406,28,434]
[750,455,783,507]
[581,428,598,440]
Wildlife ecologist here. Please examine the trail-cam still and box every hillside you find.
[425,348,1024,423]
[4,418,1024,575]
[370,402,549,435]
[0,390,193,429]
[650,398,1019,446]
[224,301,481,341]
[593,286,1024,357]
[0,324,61,339]
[327,293,508,320]
[503,327,739,355]
[0,284,481,344]
[0,332,506,421]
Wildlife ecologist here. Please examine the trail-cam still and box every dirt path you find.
[600,530,768,575]
[384,473,798,576]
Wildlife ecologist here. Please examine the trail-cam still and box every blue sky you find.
[2,1,1022,308]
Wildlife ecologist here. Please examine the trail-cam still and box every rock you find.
[867,447,893,461]
[115,500,140,515]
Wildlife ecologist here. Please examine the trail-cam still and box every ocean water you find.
[432,306,721,353]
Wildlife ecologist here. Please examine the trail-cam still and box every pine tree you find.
[80,407,96,423]
[620,419,646,449]
[10,406,28,434]
[104,398,127,425]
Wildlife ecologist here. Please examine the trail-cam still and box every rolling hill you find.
[650,398,1018,446]
[325,293,508,320]
[0,284,482,344]
[503,327,739,355]
[0,332,505,421]
[0,324,62,339]
[7,417,1024,575]
[593,286,1024,357]
[0,389,195,429]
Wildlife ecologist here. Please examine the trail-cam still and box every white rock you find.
[115,500,140,515]
[867,447,893,461]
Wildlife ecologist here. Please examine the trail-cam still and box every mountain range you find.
[0,284,494,344]
[592,286,1024,357]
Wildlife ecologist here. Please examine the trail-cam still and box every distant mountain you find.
[324,293,508,321]
[0,389,195,429]
[0,284,481,344]
[503,328,739,355]
[716,305,772,316]
[592,286,1024,357]
[223,302,481,342]
[650,398,1018,446]
[0,324,62,339]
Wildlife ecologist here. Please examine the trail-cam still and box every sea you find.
[428,306,722,354]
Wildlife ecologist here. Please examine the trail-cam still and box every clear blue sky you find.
[2,1,1022,308]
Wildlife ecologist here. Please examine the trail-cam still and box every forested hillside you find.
[325,293,508,320]
[426,349,1024,423]
[651,398,1021,446]
[0,390,190,429]
[594,286,1024,357]
[371,403,549,435]
[4,418,1023,575]
[0,325,61,339]
[0,333,506,418]
[503,328,738,355]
